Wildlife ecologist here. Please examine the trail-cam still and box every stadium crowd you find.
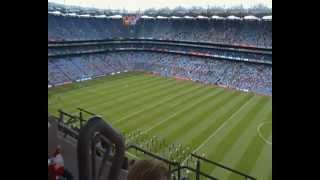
[48,14,272,48]
[48,43,272,63]
[48,52,272,95]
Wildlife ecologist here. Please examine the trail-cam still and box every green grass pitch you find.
[48,72,272,180]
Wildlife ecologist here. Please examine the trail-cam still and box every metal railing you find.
[77,116,125,180]
[127,144,218,180]
[54,109,257,180]
[190,153,256,180]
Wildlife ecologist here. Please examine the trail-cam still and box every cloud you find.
[48,0,272,11]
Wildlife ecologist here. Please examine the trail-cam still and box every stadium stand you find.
[48,39,272,63]
[48,3,271,179]
[48,9,272,95]
[48,14,271,48]
[48,52,271,95]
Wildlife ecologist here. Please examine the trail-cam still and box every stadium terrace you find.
[48,2,272,180]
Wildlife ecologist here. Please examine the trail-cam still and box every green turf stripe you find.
[179,95,255,150]
[148,92,248,159]
[48,72,141,95]
[180,95,254,162]
[111,84,203,126]
[49,74,151,115]
[77,76,165,106]
[89,78,178,113]
[161,92,249,145]
[116,85,220,131]
[249,133,272,180]
[141,88,228,135]
[226,109,272,180]
[206,97,271,179]
[49,76,166,112]
[194,96,266,175]
[268,171,272,180]
[119,87,225,132]
[110,82,202,124]
[49,75,159,108]
[100,80,196,120]
[49,75,151,106]
[49,74,150,101]
[48,72,130,94]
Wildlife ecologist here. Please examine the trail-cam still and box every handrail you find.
[191,153,257,180]
[170,165,218,180]
[77,107,96,116]
[77,116,125,180]
[127,144,179,166]
[127,144,220,180]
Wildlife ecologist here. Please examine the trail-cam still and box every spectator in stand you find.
[48,146,74,180]
[48,146,64,180]
[128,159,170,180]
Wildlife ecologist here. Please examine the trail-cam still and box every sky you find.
[48,0,272,11]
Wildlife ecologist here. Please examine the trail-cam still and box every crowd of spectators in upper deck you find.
[48,14,272,48]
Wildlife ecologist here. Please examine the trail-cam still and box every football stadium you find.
[48,1,272,180]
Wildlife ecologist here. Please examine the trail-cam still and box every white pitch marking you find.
[194,96,254,153]
[257,121,272,145]
[181,96,254,164]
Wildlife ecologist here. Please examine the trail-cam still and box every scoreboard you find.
[123,15,140,26]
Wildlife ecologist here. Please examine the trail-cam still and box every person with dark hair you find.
[128,159,170,180]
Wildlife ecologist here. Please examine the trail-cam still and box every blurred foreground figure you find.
[128,159,169,180]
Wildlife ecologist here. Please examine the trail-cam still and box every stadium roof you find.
[48,11,273,21]
[66,13,77,16]
[211,15,224,19]
[141,15,154,19]
[243,15,260,20]
[48,2,272,18]
[94,14,107,18]
[183,15,194,19]
[262,15,272,20]
[156,16,167,19]
[170,16,181,19]
[48,0,272,11]
[78,14,90,17]
[50,11,61,15]
[227,15,241,20]
[108,15,122,19]
[196,15,209,19]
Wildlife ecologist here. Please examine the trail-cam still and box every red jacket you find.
[48,164,64,180]
[48,148,64,180]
